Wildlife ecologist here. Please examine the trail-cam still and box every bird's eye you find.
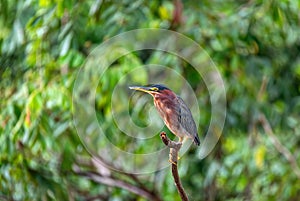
[150,87,159,91]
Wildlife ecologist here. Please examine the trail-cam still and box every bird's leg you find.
[169,143,182,164]
[171,139,182,163]
[160,132,182,164]
[176,137,187,161]
[179,137,184,144]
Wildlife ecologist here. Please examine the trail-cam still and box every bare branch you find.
[85,194,108,201]
[75,170,162,201]
[259,114,300,179]
[76,156,160,200]
[160,132,189,201]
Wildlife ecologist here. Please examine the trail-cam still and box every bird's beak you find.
[129,86,154,94]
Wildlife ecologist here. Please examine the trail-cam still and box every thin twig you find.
[160,132,189,201]
[257,76,268,102]
[76,157,160,200]
[259,114,300,179]
[75,170,162,201]
[85,194,108,201]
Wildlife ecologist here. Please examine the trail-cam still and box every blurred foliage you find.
[1,0,300,200]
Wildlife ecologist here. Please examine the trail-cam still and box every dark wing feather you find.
[177,96,200,145]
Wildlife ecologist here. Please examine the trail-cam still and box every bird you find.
[129,84,200,146]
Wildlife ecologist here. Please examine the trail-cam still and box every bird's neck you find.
[153,91,177,118]
[153,90,176,101]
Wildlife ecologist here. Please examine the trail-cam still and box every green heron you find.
[129,84,200,146]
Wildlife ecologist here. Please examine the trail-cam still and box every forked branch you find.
[160,132,189,201]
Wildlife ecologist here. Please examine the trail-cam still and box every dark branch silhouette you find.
[160,131,189,201]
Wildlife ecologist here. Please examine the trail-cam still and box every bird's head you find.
[129,84,174,97]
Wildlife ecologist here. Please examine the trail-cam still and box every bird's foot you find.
[168,159,177,165]
[168,155,181,164]
[174,141,182,150]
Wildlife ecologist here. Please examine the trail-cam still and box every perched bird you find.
[129,84,200,146]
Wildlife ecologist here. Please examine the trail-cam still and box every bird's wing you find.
[176,96,198,137]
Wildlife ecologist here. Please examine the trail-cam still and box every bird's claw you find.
[168,159,177,165]
[174,141,182,149]
[168,155,181,165]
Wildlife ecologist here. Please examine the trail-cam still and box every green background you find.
[1,0,300,200]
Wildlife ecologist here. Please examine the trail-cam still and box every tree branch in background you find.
[171,0,183,29]
[74,157,162,201]
[74,169,162,201]
[160,132,189,201]
[259,113,300,179]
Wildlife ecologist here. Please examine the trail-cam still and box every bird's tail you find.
[194,136,200,146]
